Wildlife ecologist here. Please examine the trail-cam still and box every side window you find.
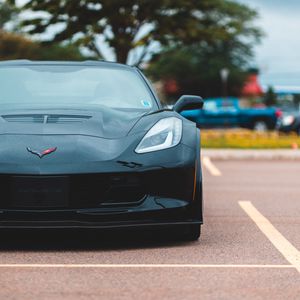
[219,100,237,112]
[204,101,218,111]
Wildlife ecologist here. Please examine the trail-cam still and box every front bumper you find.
[278,124,297,133]
[0,195,202,229]
[0,165,202,228]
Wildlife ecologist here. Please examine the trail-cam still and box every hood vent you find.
[2,114,92,124]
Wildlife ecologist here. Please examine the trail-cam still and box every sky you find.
[237,0,300,89]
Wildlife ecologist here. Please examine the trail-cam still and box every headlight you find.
[135,117,182,153]
[282,115,295,126]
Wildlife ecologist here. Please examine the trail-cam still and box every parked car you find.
[181,97,282,131]
[0,60,204,241]
[277,109,300,135]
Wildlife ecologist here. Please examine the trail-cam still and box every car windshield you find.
[0,64,155,111]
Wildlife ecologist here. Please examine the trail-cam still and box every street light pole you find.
[220,68,230,99]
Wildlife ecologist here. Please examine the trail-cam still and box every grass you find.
[201,129,300,149]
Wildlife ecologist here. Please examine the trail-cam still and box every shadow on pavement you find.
[0,228,195,252]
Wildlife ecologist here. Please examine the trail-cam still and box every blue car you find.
[181,97,281,131]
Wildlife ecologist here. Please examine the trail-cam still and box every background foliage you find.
[2,0,263,99]
[201,130,300,149]
[7,0,262,65]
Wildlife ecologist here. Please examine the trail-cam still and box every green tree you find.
[0,1,16,28]
[1,1,86,61]
[147,43,249,100]
[294,94,300,110]
[264,86,277,107]
[7,0,262,65]
[0,30,86,61]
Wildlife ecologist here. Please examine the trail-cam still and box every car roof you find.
[0,59,134,70]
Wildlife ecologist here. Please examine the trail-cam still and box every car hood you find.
[0,109,192,174]
[0,107,146,139]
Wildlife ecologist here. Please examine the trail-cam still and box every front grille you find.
[11,176,69,208]
[0,174,146,210]
[0,168,194,210]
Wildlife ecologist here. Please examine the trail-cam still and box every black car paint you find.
[0,60,203,232]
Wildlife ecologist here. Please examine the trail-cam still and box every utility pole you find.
[220,68,230,99]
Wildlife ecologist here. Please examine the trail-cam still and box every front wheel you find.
[184,224,201,241]
[253,120,268,132]
[174,224,201,241]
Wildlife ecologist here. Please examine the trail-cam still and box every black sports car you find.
[0,60,203,240]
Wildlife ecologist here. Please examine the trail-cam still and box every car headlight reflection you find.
[282,115,295,126]
[135,117,182,153]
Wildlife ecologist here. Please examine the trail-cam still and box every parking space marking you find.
[202,156,222,176]
[239,201,300,273]
[0,264,294,269]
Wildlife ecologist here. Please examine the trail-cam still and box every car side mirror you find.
[173,95,204,113]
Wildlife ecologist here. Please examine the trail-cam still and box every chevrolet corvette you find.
[0,60,203,240]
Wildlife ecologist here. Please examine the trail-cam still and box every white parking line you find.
[0,264,294,269]
[202,156,222,176]
[239,201,300,273]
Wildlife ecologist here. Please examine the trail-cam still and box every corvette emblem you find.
[27,147,57,158]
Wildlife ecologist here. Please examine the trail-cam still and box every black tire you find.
[253,120,268,132]
[184,224,201,241]
[175,224,201,241]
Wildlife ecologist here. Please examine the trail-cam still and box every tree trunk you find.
[115,46,130,64]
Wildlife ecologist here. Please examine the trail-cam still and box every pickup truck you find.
[181,97,281,130]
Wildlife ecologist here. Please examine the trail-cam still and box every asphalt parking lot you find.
[0,158,300,300]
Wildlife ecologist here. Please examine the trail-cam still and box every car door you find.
[201,100,224,128]
[217,99,239,127]
[179,100,219,128]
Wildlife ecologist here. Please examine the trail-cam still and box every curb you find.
[201,149,300,161]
